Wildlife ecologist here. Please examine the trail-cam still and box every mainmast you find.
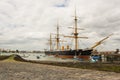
[56,21,60,50]
[51,21,66,50]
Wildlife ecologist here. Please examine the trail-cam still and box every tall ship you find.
[45,9,112,60]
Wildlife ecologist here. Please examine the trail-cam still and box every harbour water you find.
[0,52,76,62]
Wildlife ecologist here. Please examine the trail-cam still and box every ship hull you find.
[45,49,92,60]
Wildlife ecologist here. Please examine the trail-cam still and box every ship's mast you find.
[52,21,66,50]
[49,33,52,51]
[74,8,78,50]
[64,8,88,50]
[56,21,60,50]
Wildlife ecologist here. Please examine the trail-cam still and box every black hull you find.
[45,49,93,59]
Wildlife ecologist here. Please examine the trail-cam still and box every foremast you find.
[74,9,78,50]
[64,9,88,50]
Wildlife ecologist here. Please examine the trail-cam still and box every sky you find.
[0,0,120,51]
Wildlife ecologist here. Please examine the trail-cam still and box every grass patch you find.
[31,61,120,73]
[0,55,10,60]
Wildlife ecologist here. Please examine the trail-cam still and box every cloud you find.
[0,0,120,51]
[54,0,69,7]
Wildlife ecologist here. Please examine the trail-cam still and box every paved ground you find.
[0,61,120,80]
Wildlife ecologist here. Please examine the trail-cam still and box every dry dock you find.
[0,61,120,80]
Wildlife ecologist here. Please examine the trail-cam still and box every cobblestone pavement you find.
[0,61,120,80]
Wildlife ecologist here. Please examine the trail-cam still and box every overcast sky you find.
[0,0,120,51]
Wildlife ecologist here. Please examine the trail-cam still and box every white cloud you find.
[0,0,120,51]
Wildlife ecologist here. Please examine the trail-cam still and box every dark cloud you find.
[54,0,69,7]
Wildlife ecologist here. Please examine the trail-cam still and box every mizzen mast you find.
[49,33,52,51]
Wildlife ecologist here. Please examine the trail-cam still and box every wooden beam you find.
[64,36,88,39]
[68,27,85,30]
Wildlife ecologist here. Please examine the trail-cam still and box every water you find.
[0,52,76,62]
